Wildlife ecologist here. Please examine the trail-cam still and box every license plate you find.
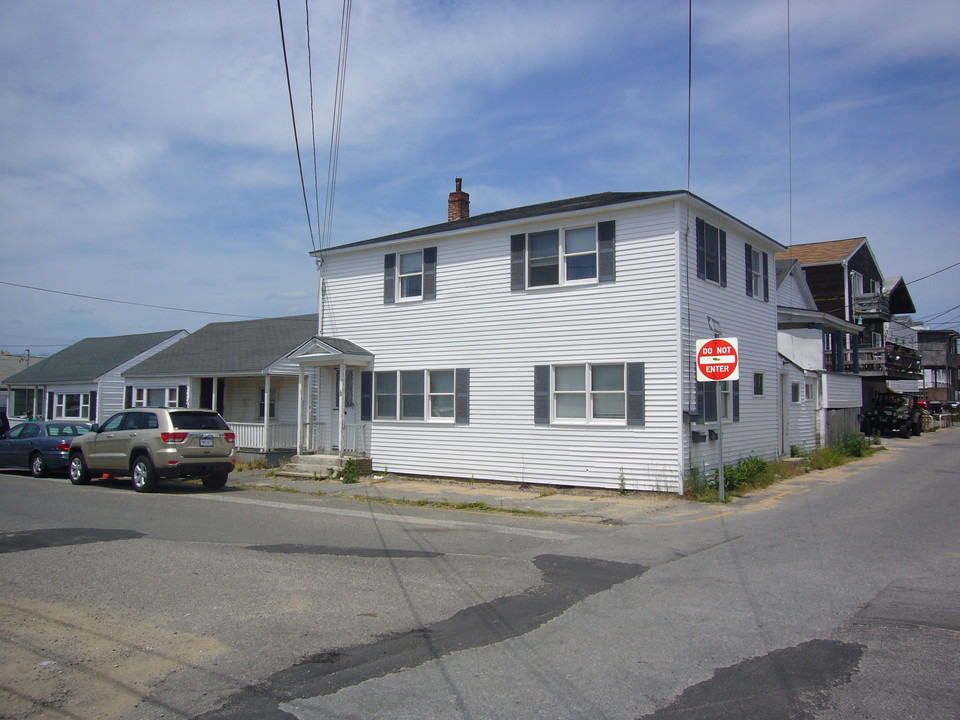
[199,438,214,447]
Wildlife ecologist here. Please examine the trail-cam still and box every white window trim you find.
[551,363,626,426]
[749,247,763,299]
[526,225,599,290]
[427,369,456,422]
[54,392,90,420]
[133,387,178,408]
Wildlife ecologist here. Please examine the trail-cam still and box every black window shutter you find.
[216,379,225,416]
[383,253,396,304]
[732,380,740,422]
[534,365,550,424]
[89,390,97,422]
[695,218,706,279]
[423,247,437,300]
[719,230,727,287]
[511,234,526,291]
[125,386,133,409]
[626,362,645,426]
[178,385,188,407]
[745,243,754,297]
[762,252,769,302]
[47,392,55,420]
[598,220,616,283]
[360,371,373,422]
[695,382,704,424]
[454,368,470,424]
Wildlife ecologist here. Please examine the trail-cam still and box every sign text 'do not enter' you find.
[696,337,739,382]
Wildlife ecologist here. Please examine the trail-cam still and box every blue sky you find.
[1,0,958,357]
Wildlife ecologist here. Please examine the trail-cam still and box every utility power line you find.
[0,280,264,319]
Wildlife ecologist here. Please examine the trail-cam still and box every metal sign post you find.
[695,336,740,502]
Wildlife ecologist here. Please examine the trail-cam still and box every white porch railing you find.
[229,420,366,455]
[228,421,331,452]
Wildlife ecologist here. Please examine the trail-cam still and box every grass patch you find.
[686,433,876,503]
[345,494,549,517]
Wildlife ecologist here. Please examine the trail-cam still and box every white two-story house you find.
[295,183,785,492]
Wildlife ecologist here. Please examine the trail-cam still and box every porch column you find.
[296,365,304,455]
[263,374,271,453]
[338,362,346,458]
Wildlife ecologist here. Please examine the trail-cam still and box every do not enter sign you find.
[696,337,739,382]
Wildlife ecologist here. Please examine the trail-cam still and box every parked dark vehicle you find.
[944,400,960,413]
[68,408,236,492]
[863,392,923,437]
[0,421,92,477]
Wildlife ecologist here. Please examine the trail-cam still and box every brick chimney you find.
[448,177,470,221]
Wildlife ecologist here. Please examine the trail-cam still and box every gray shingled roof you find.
[4,330,184,385]
[124,314,366,377]
[325,191,684,250]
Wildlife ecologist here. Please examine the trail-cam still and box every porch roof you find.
[124,314,322,377]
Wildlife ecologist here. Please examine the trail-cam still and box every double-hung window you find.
[384,248,437,303]
[744,243,769,300]
[696,218,727,286]
[428,370,455,419]
[259,387,277,419]
[398,251,423,299]
[512,221,616,291]
[367,369,470,423]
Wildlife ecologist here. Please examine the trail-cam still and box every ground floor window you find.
[535,362,644,426]
[368,368,469,424]
[54,392,90,419]
[12,389,36,417]
[791,383,801,403]
[259,387,277,418]
[134,387,178,408]
[697,380,740,423]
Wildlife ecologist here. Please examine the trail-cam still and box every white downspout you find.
[296,365,304,455]
[263,374,271,453]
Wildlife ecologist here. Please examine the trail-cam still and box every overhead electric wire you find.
[277,0,317,252]
[306,0,322,249]
[0,280,264,319]
[905,259,960,286]
[320,0,353,251]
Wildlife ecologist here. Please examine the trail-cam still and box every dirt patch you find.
[0,598,223,720]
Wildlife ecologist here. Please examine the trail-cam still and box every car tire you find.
[69,453,91,485]
[912,421,922,436]
[202,471,229,490]
[131,455,159,493]
[900,422,912,438]
[30,453,48,478]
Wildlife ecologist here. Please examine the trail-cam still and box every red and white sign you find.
[696,337,739,382]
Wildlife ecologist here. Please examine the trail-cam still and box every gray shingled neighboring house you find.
[3,330,187,423]
[122,314,371,456]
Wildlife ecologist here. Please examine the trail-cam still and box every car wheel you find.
[69,454,91,485]
[912,421,922,436]
[900,422,912,438]
[30,453,48,478]
[202,471,229,490]
[131,456,159,493]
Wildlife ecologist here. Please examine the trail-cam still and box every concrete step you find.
[276,454,371,479]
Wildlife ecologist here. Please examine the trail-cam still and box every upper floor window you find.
[696,218,727,286]
[384,247,437,304]
[696,380,740,423]
[850,271,864,296]
[512,221,616,291]
[744,243,769,301]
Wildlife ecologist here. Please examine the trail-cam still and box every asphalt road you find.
[1,429,958,719]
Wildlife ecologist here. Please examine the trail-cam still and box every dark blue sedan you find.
[0,421,92,477]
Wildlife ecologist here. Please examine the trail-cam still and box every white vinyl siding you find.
[321,197,781,491]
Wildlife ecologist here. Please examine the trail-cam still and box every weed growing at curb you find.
[345,494,550,517]
[686,433,877,503]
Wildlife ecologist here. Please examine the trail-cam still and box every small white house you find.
[776,259,862,452]
[123,314,370,456]
[296,185,786,492]
[3,330,187,423]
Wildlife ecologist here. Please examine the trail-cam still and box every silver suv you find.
[68,408,236,492]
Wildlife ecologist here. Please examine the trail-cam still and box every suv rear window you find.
[170,411,229,431]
